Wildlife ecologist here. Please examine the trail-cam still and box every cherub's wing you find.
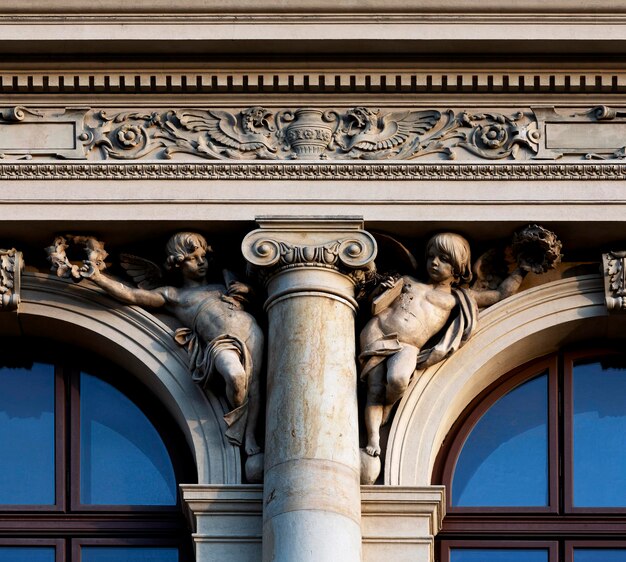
[177,110,274,152]
[471,248,510,291]
[119,254,163,290]
[350,110,441,152]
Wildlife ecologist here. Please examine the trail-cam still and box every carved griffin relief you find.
[82,106,539,161]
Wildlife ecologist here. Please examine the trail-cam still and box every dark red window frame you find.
[434,347,626,558]
[0,339,196,561]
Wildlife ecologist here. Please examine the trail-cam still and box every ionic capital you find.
[243,216,377,272]
[242,216,377,310]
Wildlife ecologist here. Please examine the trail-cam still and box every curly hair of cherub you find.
[165,232,213,270]
[425,232,472,285]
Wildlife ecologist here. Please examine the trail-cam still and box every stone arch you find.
[7,272,241,485]
[385,274,626,486]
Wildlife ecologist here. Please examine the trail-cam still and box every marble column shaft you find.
[243,217,377,562]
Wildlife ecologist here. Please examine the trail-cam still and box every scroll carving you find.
[602,251,626,312]
[3,104,626,162]
[82,106,538,161]
[244,237,376,272]
[243,221,377,289]
[0,249,24,311]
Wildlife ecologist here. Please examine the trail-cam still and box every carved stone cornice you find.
[5,162,626,180]
[602,251,626,313]
[0,248,23,311]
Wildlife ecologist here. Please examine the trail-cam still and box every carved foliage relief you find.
[82,107,538,161]
[3,105,626,162]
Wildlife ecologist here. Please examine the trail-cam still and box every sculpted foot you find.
[365,442,381,457]
[360,448,382,485]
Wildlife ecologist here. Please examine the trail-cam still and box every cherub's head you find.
[425,233,472,285]
[165,232,213,279]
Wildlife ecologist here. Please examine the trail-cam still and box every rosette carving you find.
[81,106,539,162]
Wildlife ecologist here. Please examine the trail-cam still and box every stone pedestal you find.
[180,485,263,562]
[361,486,445,562]
[243,217,377,562]
[180,484,445,562]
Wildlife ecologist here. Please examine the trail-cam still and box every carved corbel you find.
[602,251,626,312]
[0,249,24,311]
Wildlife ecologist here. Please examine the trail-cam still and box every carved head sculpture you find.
[425,232,472,285]
[165,232,213,271]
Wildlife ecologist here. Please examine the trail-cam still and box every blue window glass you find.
[81,547,178,562]
[0,363,55,505]
[0,547,56,562]
[574,549,626,562]
[450,548,549,562]
[80,373,177,505]
[452,373,549,506]
[573,361,626,507]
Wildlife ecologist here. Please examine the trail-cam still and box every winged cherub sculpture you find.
[74,232,264,468]
[359,226,562,477]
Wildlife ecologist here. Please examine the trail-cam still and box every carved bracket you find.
[602,251,626,312]
[0,249,24,311]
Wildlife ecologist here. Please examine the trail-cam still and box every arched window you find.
[0,339,196,562]
[435,348,626,562]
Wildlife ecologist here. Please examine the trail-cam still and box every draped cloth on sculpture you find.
[359,287,478,389]
[174,329,250,447]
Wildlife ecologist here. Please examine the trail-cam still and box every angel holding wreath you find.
[49,232,264,470]
[359,226,562,470]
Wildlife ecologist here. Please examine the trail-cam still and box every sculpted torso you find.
[164,284,259,344]
[361,275,456,350]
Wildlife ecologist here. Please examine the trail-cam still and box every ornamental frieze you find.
[2,105,626,162]
[4,162,626,180]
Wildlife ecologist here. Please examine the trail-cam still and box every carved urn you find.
[283,108,336,159]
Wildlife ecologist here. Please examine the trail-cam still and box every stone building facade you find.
[0,2,625,561]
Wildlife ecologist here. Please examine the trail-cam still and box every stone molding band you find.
[4,162,626,180]
[263,458,361,524]
[266,290,358,313]
[1,70,625,95]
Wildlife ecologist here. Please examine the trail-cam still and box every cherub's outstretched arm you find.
[471,267,527,308]
[82,263,167,308]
